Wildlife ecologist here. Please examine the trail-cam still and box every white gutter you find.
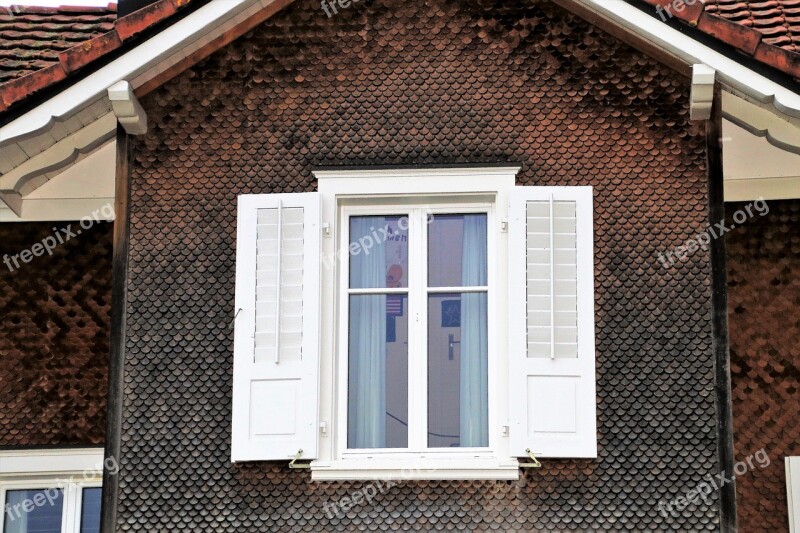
[0,0,257,147]
[576,0,800,120]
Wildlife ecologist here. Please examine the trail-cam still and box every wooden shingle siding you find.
[118,0,717,530]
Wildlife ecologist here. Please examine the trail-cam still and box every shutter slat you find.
[232,193,321,463]
[509,186,596,458]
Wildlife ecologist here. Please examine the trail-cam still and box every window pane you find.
[427,292,488,448]
[80,488,102,533]
[349,216,409,289]
[348,294,408,448]
[428,213,487,288]
[3,489,63,533]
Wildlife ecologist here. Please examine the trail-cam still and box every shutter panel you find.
[508,186,596,458]
[232,192,321,462]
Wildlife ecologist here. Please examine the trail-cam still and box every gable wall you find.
[121,0,718,529]
[0,221,111,447]
[727,199,800,533]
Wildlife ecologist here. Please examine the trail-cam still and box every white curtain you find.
[459,215,488,447]
[4,490,28,533]
[348,217,388,448]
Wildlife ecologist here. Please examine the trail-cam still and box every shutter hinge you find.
[519,448,542,469]
[501,220,508,232]
[289,449,311,469]
[319,420,328,436]
[322,222,332,237]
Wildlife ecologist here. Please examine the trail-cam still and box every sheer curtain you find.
[459,214,488,447]
[4,490,28,533]
[348,216,388,448]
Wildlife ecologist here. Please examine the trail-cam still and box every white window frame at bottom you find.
[0,479,102,533]
[0,448,103,533]
[313,166,520,481]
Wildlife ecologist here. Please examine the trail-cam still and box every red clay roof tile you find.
[0,0,193,113]
[0,0,799,117]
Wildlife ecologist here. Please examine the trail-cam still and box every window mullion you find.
[408,208,428,453]
[62,483,77,533]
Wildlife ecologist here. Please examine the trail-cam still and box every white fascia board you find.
[0,448,104,477]
[0,0,257,147]
[576,0,800,118]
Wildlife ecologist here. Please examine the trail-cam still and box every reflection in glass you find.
[3,489,63,533]
[349,216,408,289]
[428,214,487,287]
[80,487,102,533]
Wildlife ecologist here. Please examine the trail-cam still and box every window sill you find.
[310,457,520,481]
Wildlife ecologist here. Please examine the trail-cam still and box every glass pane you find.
[428,214,487,287]
[427,292,488,448]
[80,488,102,533]
[3,488,64,533]
[349,216,409,289]
[348,294,408,448]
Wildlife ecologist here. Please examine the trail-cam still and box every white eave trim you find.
[0,0,261,147]
[574,0,800,118]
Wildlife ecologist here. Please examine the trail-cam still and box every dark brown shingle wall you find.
[0,221,111,446]
[727,199,800,533]
[122,0,716,530]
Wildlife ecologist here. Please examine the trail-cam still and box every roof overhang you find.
[2,0,800,219]
[555,0,800,150]
[0,0,291,220]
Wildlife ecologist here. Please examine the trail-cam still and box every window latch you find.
[289,449,311,469]
[519,448,542,469]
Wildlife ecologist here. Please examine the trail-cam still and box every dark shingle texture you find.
[121,0,717,530]
[727,199,800,532]
[0,221,112,446]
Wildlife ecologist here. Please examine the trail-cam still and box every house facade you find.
[0,0,798,531]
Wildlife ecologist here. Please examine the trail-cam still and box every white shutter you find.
[508,186,596,458]
[231,192,321,462]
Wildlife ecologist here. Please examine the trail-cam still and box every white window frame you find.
[788,456,800,533]
[312,167,520,480]
[0,448,103,533]
[338,202,495,457]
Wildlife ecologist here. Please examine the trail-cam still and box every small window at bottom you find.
[3,488,64,533]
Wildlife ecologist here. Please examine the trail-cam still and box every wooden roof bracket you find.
[691,64,717,121]
[108,80,148,135]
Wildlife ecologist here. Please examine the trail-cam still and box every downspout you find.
[100,79,145,532]
[100,126,130,533]
[706,82,738,532]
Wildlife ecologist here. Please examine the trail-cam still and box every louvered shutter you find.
[231,193,321,462]
[508,186,597,458]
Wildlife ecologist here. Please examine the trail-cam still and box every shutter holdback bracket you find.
[229,308,242,332]
[289,449,311,469]
[519,448,542,469]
